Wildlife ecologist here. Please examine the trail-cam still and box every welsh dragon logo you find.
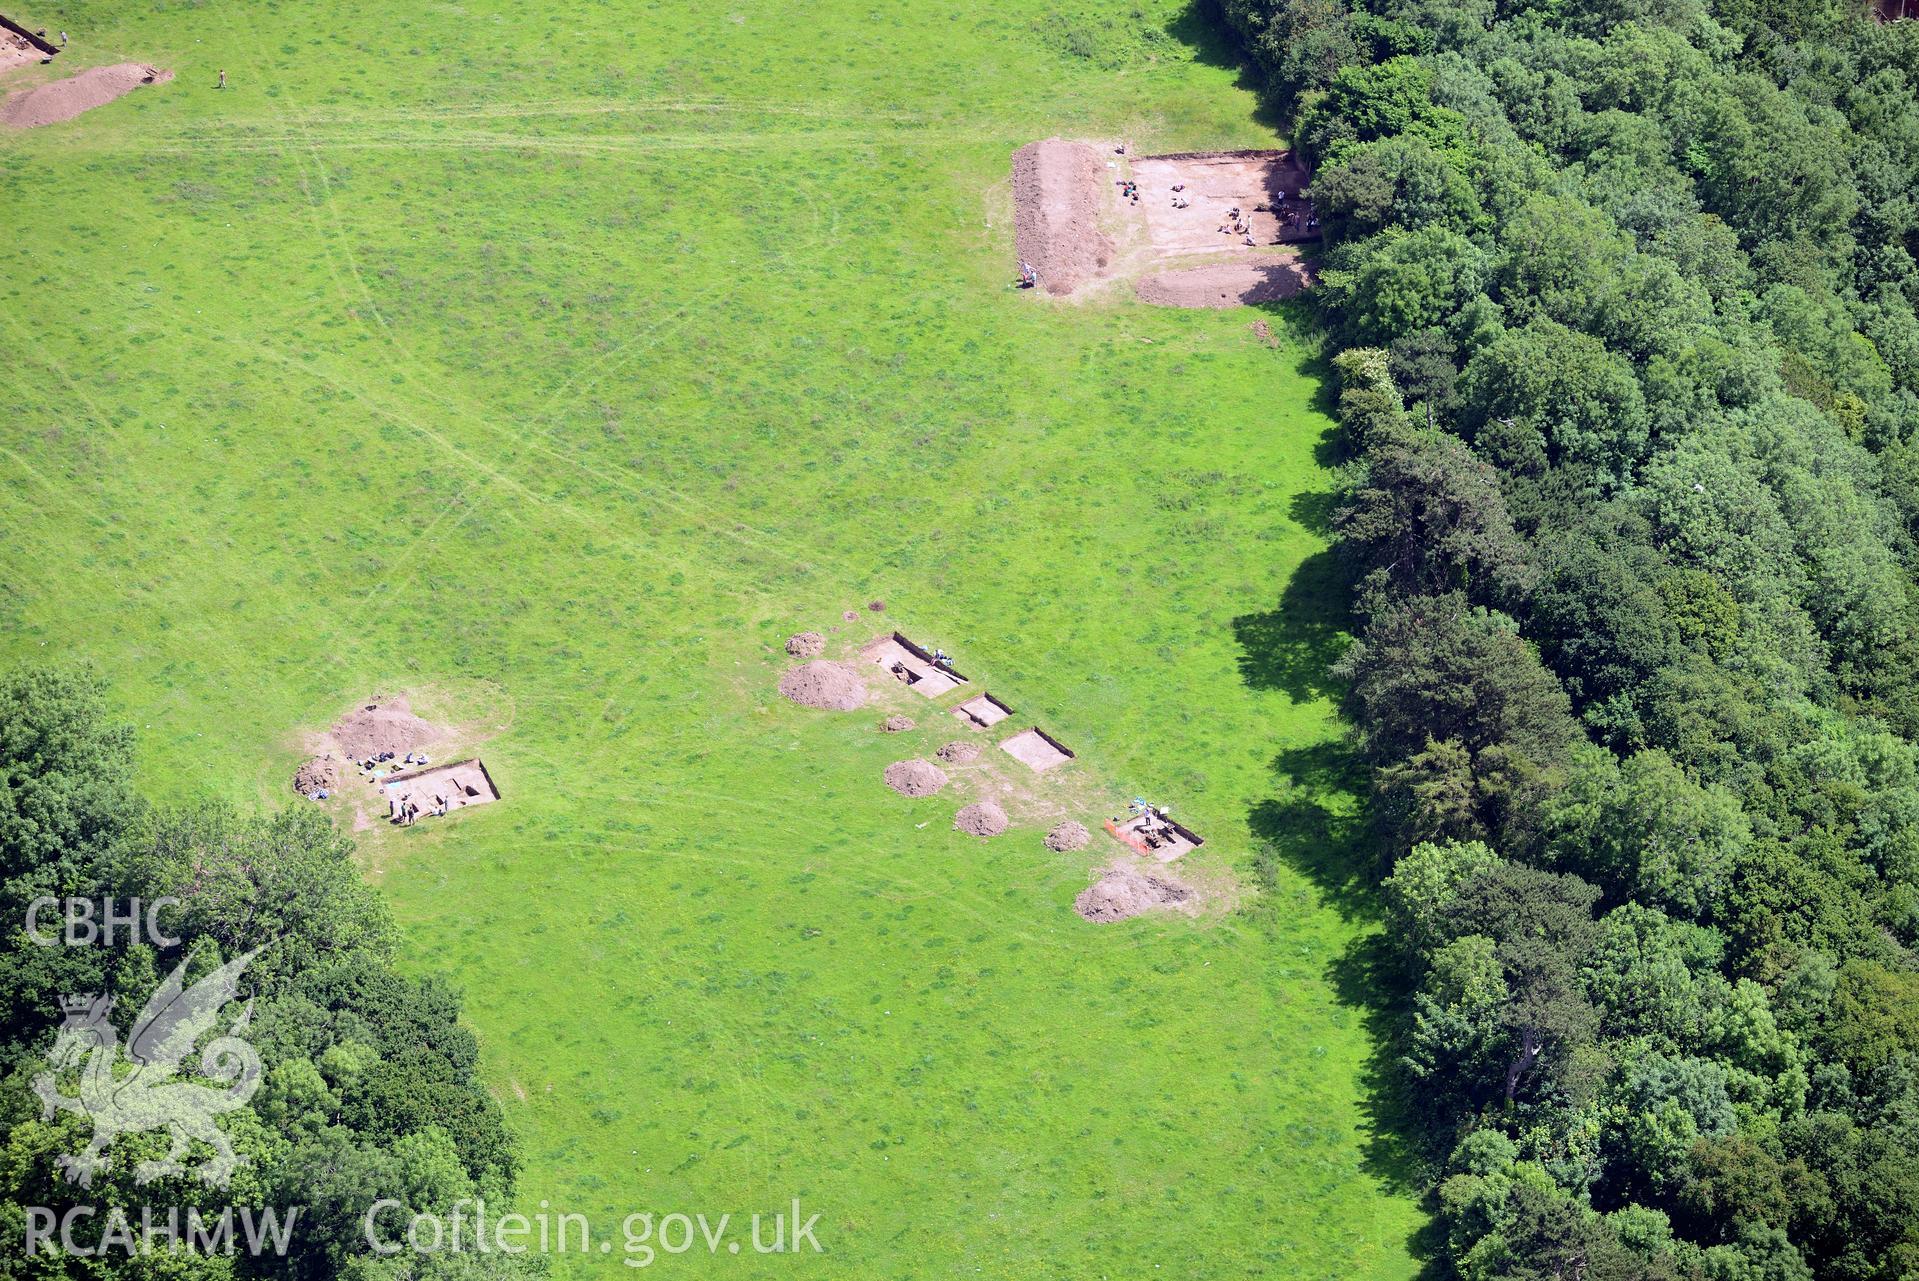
[33,949,264,1189]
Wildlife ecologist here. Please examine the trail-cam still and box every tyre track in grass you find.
[259,99,899,624]
[0,309,359,664]
[65,127,987,160]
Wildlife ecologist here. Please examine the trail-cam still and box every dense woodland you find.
[1215,0,1919,1276]
[0,668,536,1279]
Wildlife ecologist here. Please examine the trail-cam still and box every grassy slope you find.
[0,0,1420,1274]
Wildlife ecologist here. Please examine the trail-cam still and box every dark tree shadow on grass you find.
[1249,747,1372,918]
[1243,759,1443,1188]
[1290,487,1338,535]
[1171,0,1440,1254]
[1238,547,1445,1274]
[1247,752,1444,1257]
[1331,933,1451,1272]
[1165,0,1289,133]
[1245,299,1344,429]
[1232,549,1351,703]
[1299,346,1348,468]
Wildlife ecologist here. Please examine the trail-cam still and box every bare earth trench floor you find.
[1012,138,1320,307]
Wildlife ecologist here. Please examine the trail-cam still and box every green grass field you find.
[0,0,1423,1273]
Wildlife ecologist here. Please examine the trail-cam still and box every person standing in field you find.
[217,68,226,88]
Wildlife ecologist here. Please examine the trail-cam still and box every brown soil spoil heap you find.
[785,631,824,657]
[332,697,438,759]
[2,63,172,128]
[779,660,867,710]
[936,740,981,764]
[1012,138,1112,296]
[293,756,341,796]
[883,759,949,797]
[881,715,915,733]
[1045,820,1091,852]
[1075,866,1191,922]
[954,800,1009,837]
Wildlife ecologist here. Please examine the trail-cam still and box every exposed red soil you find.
[1011,138,1112,296]
[1006,141,1322,307]
[1045,821,1091,852]
[331,696,440,759]
[1074,865,1191,922]
[293,755,342,795]
[999,727,1073,773]
[380,757,500,822]
[1,29,45,76]
[1127,150,1316,254]
[883,759,949,797]
[778,660,867,710]
[1134,259,1317,308]
[2,62,171,128]
[953,693,1012,728]
[954,800,1009,837]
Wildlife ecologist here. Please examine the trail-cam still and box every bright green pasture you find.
[0,0,1421,1274]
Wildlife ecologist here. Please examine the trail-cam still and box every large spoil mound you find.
[779,660,867,710]
[331,697,439,759]
[1045,820,1091,852]
[954,800,1009,837]
[936,740,981,764]
[293,755,341,795]
[1011,138,1113,296]
[785,632,825,657]
[2,63,172,128]
[1075,866,1191,922]
[883,759,949,797]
